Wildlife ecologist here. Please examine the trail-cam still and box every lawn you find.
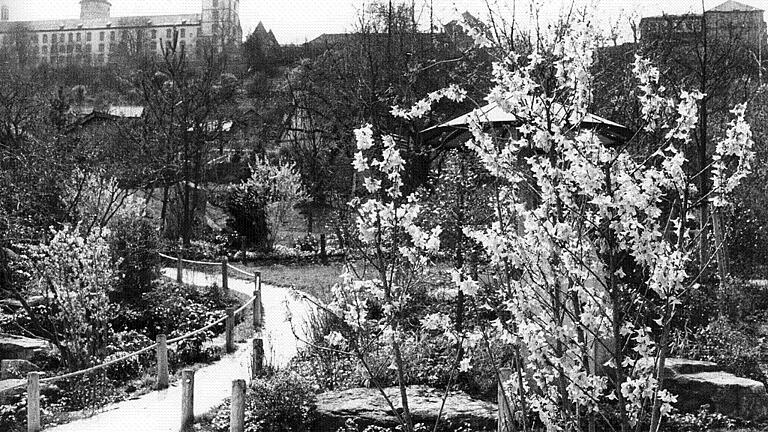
[233,263,344,302]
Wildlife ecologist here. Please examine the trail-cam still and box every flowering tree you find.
[452,13,754,432]
[320,10,755,432]
[228,158,308,251]
[25,225,117,369]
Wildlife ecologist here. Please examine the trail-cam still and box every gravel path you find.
[44,268,314,432]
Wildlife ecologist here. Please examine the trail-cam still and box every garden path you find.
[44,268,314,432]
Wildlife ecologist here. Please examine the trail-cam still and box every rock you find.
[0,378,59,404]
[1,359,39,379]
[663,358,722,376]
[666,371,768,421]
[630,358,768,420]
[0,334,52,360]
[313,385,496,431]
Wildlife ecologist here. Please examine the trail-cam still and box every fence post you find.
[177,238,183,284]
[225,307,235,353]
[222,257,229,294]
[156,334,169,390]
[181,369,195,431]
[230,379,246,432]
[253,272,262,329]
[497,367,513,432]
[27,372,40,432]
[251,336,264,379]
[320,233,327,264]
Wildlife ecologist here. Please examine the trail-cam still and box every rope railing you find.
[228,263,255,278]
[158,252,221,267]
[41,343,159,384]
[16,253,266,432]
[166,312,230,345]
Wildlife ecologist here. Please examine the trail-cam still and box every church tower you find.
[201,0,242,47]
[1,2,9,22]
[80,0,111,21]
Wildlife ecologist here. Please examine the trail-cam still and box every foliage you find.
[663,405,751,432]
[334,419,485,432]
[314,10,756,432]
[109,214,160,301]
[25,225,117,370]
[209,370,318,432]
[227,158,308,252]
[0,396,26,432]
[136,281,234,365]
[62,168,136,235]
[670,318,766,384]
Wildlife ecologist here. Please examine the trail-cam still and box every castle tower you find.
[80,0,111,21]
[1,3,9,22]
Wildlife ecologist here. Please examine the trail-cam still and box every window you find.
[59,45,64,53]
[180,28,185,38]
[151,29,157,39]
[43,34,48,43]
[97,54,104,63]
[100,31,104,41]
[213,0,218,6]
[150,40,157,51]
[76,32,81,41]
[60,33,64,42]
[68,33,73,42]
[212,10,219,21]
[180,40,186,50]
[42,46,48,54]
[67,45,73,53]
[110,31,115,41]
[1,6,8,21]
[166,28,172,39]
[98,43,104,52]
[85,44,91,52]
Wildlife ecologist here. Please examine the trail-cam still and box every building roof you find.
[420,101,632,146]
[708,1,763,12]
[0,13,201,33]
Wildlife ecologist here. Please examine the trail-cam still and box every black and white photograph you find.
[0,0,767,431]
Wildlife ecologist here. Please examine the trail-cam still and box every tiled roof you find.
[0,13,201,33]
[708,1,762,12]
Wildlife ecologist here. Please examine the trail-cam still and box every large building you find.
[639,0,766,48]
[0,0,242,67]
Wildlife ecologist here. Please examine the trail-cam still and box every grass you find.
[234,262,344,303]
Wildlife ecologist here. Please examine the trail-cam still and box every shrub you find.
[663,405,750,432]
[26,225,117,370]
[109,215,160,301]
[226,158,308,252]
[209,370,318,432]
[104,330,155,383]
[140,281,235,365]
[295,235,319,253]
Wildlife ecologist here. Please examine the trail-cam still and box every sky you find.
[1,0,766,45]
